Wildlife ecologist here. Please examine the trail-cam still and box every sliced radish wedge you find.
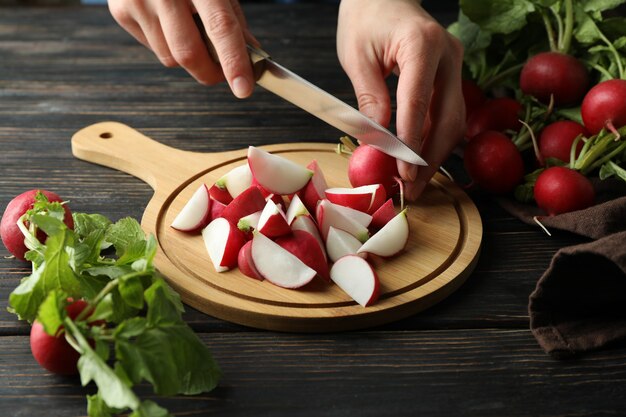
[330,255,380,307]
[215,163,253,199]
[251,232,316,289]
[291,215,326,261]
[247,146,313,195]
[316,199,370,242]
[285,194,311,224]
[358,209,409,257]
[326,226,365,263]
[171,184,212,233]
[202,217,247,272]
[257,199,291,238]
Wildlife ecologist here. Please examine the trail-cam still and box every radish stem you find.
[533,216,552,236]
[540,9,558,52]
[560,0,574,54]
[519,120,542,166]
[550,6,564,53]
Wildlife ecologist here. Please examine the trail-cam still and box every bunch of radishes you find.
[454,0,626,216]
[171,144,410,307]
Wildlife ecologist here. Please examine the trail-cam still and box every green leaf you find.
[461,0,536,34]
[116,240,147,266]
[574,7,602,44]
[9,226,82,322]
[114,279,218,396]
[582,0,626,12]
[145,279,184,325]
[87,393,121,417]
[599,160,626,181]
[73,213,112,239]
[84,265,136,280]
[36,289,67,336]
[90,293,115,323]
[106,217,146,257]
[30,214,67,240]
[129,401,172,417]
[119,275,145,310]
[115,322,220,396]
[78,343,140,411]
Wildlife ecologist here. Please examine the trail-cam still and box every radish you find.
[462,79,486,121]
[463,131,524,194]
[533,166,595,215]
[538,120,588,163]
[30,299,91,375]
[465,98,523,140]
[275,230,330,282]
[581,79,626,135]
[1,189,73,261]
[520,52,589,107]
[237,240,263,281]
[348,145,399,196]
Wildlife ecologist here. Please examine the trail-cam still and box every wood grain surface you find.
[1,4,626,417]
[71,122,482,331]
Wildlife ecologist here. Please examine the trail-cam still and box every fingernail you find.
[232,76,251,98]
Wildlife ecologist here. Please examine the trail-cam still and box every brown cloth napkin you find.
[495,179,626,358]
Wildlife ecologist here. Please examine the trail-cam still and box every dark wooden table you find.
[1,4,626,416]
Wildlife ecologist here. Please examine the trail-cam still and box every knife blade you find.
[193,15,426,166]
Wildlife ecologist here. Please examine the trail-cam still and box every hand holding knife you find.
[193,14,426,167]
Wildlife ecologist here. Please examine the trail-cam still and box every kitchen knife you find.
[194,15,427,166]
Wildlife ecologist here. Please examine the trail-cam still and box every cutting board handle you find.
[71,122,197,190]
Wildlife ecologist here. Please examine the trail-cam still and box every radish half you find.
[330,255,380,307]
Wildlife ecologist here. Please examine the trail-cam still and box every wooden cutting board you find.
[71,122,482,332]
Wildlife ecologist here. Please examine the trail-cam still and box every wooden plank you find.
[0,331,625,417]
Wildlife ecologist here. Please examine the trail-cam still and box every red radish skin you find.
[539,120,588,163]
[534,167,595,215]
[237,241,264,280]
[208,183,233,205]
[297,160,328,214]
[30,299,91,376]
[465,98,522,140]
[462,79,486,121]
[369,198,397,231]
[520,52,589,107]
[219,186,266,226]
[1,189,73,261]
[276,230,330,282]
[348,145,399,196]
[581,79,626,135]
[208,198,227,223]
[463,131,525,194]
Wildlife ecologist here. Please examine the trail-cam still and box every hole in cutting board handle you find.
[99,132,113,139]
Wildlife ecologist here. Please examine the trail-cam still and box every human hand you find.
[337,0,466,200]
[108,0,257,98]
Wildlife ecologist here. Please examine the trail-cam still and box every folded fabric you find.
[528,231,626,358]
[495,178,626,358]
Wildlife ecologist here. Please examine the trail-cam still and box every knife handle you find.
[192,13,268,81]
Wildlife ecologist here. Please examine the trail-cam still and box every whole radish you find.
[462,79,486,121]
[465,98,522,140]
[463,130,525,194]
[30,299,91,375]
[520,52,589,107]
[534,166,595,215]
[581,79,626,135]
[538,120,588,163]
[348,144,399,196]
[1,189,73,261]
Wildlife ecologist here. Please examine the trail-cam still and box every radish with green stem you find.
[533,166,595,215]
[519,0,589,107]
[520,52,589,107]
[539,120,587,164]
[1,190,73,261]
[581,79,626,137]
